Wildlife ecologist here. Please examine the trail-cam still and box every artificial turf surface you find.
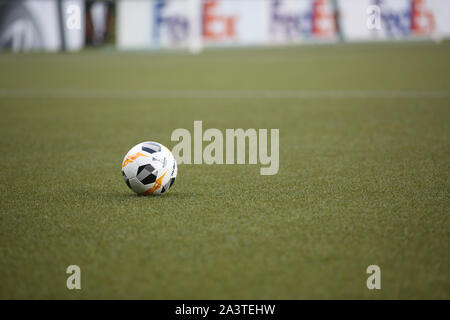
[0,42,449,299]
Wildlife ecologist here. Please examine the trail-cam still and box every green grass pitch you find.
[0,42,449,299]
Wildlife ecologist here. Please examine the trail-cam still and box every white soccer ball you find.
[121,141,177,195]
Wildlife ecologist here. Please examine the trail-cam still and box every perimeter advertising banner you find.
[117,0,339,49]
[340,0,450,41]
[115,0,450,50]
[265,0,338,44]
[117,0,266,49]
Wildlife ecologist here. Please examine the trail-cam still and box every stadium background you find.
[1,0,450,51]
[0,0,449,299]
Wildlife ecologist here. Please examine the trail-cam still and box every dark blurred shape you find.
[85,0,115,46]
[0,1,44,52]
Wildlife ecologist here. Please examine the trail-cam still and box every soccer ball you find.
[122,141,177,195]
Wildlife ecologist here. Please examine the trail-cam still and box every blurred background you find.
[0,0,449,53]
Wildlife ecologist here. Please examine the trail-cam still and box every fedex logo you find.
[270,0,312,39]
[311,0,336,37]
[410,0,435,35]
[270,0,336,40]
[371,0,435,37]
[203,0,237,41]
[153,0,189,44]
